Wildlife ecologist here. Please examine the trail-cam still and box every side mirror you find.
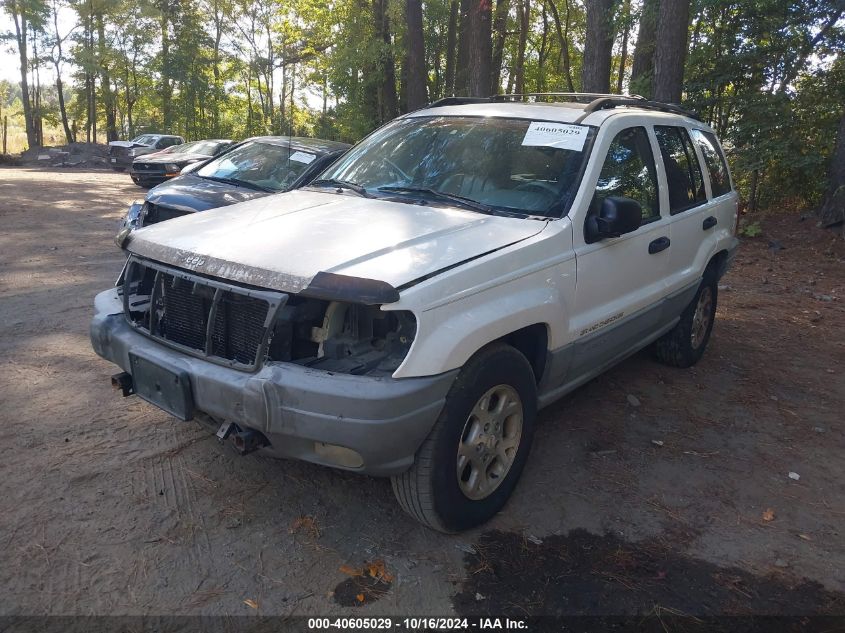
[585,196,642,243]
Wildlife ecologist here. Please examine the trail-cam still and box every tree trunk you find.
[457,0,493,97]
[490,0,511,94]
[10,5,38,149]
[615,0,631,94]
[444,0,460,95]
[55,75,74,143]
[546,0,575,91]
[818,110,845,227]
[515,0,530,94]
[96,13,118,141]
[582,0,616,93]
[630,0,657,97]
[652,0,690,104]
[536,2,549,91]
[160,5,173,129]
[405,0,427,110]
[373,0,398,121]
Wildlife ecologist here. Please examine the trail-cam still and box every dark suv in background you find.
[129,139,233,187]
[119,136,350,233]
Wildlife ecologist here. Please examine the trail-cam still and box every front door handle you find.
[648,236,671,254]
[702,216,718,230]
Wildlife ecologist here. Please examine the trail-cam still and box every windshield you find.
[195,141,318,191]
[174,140,224,156]
[317,116,594,217]
[131,135,156,145]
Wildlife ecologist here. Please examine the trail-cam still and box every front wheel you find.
[391,343,537,532]
[654,270,718,368]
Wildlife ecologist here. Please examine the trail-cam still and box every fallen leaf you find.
[762,508,775,522]
[366,560,394,583]
[290,515,320,539]
[243,599,259,610]
[339,564,362,577]
[356,593,365,603]
[798,534,813,541]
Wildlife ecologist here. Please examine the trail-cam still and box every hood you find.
[126,189,546,294]
[138,152,212,165]
[110,140,149,148]
[146,174,271,213]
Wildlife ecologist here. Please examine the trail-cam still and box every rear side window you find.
[690,129,731,197]
[655,126,706,214]
[592,126,660,223]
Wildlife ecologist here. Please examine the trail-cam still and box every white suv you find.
[91,94,739,532]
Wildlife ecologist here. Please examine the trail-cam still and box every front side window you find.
[690,129,731,197]
[590,126,660,223]
[655,126,706,213]
[196,141,318,192]
[317,116,595,217]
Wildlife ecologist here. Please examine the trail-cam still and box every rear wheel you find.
[654,269,718,368]
[391,343,536,532]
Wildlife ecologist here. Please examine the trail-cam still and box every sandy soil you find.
[0,168,843,618]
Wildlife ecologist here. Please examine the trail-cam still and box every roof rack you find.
[426,97,493,107]
[426,92,701,122]
[492,92,647,104]
[577,96,701,122]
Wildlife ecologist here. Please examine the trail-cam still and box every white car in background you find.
[91,93,739,532]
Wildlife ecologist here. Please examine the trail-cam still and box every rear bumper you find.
[90,288,455,476]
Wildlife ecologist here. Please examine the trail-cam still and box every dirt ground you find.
[1,168,843,620]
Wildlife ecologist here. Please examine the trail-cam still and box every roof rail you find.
[578,96,701,122]
[427,97,492,107]
[425,93,701,122]
[492,92,646,103]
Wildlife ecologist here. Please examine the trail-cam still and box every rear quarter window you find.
[654,125,707,214]
[690,129,732,197]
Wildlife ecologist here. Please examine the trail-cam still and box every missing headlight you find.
[266,297,415,376]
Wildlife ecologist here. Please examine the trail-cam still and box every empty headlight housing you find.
[265,297,415,377]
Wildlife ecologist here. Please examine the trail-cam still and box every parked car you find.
[109,134,184,171]
[129,139,233,187]
[118,136,350,233]
[92,94,739,532]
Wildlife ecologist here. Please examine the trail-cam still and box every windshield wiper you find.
[203,175,274,193]
[309,178,372,197]
[377,186,498,215]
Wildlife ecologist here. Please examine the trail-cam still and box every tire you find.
[654,268,718,368]
[391,343,537,532]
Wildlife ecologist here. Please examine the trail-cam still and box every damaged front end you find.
[121,256,416,378]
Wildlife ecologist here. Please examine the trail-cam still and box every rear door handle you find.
[702,216,717,230]
[648,236,671,254]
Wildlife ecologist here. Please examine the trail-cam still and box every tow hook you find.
[111,372,134,397]
[215,421,270,456]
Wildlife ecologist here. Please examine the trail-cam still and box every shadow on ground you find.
[454,529,845,630]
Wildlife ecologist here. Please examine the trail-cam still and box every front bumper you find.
[129,168,170,183]
[90,288,455,476]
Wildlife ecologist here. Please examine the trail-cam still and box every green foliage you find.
[1,0,843,219]
[738,220,762,237]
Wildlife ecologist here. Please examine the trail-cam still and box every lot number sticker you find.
[289,151,317,164]
[521,122,589,151]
